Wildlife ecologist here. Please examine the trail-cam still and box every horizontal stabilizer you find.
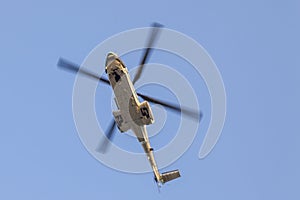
[161,169,181,183]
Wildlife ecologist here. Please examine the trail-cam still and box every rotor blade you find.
[57,57,110,85]
[137,92,202,121]
[132,22,163,85]
[96,119,116,153]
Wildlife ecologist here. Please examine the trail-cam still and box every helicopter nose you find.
[105,52,118,67]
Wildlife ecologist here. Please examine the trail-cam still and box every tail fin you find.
[160,169,181,184]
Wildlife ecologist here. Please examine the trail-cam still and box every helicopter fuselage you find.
[105,52,163,183]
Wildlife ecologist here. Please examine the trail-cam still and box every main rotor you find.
[57,23,202,153]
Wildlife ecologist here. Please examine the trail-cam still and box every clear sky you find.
[0,0,299,199]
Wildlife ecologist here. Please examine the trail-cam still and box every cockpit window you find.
[116,58,126,68]
[112,69,121,82]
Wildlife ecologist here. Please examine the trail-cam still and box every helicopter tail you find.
[154,169,181,185]
[161,169,181,183]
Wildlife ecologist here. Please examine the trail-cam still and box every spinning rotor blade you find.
[96,119,116,153]
[132,22,163,85]
[137,92,202,121]
[57,57,110,85]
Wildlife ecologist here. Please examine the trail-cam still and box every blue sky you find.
[1,0,299,199]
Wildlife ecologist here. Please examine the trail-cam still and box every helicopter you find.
[57,23,201,186]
